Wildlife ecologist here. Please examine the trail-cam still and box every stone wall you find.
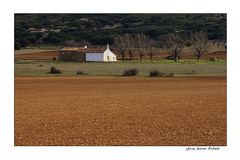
[58,51,86,61]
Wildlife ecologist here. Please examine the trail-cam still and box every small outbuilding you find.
[58,44,117,62]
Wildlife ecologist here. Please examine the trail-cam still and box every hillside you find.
[14,14,226,49]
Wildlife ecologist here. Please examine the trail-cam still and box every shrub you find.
[209,57,218,62]
[167,72,174,77]
[149,70,170,77]
[159,72,167,77]
[123,68,138,76]
[39,64,43,67]
[76,70,84,75]
[48,67,61,74]
[52,57,57,61]
[149,70,159,77]
[166,55,181,60]
[185,41,192,47]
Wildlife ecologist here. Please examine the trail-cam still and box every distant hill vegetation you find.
[14,14,226,49]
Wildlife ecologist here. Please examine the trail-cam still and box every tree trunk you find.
[129,51,133,62]
[197,56,200,62]
[174,55,178,62]
[150,54,153,61]
[122,54,125,61]
[140,55,143,62]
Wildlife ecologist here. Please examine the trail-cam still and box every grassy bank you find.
[15,59,226,77]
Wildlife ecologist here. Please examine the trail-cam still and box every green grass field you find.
[15,59,226,77]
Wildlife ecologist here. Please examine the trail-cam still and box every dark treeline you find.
[15,14,226,49]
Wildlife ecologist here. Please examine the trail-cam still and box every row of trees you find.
[114,31,209,62]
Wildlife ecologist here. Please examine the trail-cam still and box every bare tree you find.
[190,31,209,61]
[136,34,156,62]
[125,34,134,61]
[147,39,156,61]
[136,34,149,62]
[114,35,128,61]
[165,33,183,62]
[135,34,157,62]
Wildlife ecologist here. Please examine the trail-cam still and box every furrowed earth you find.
[15,76,226,146]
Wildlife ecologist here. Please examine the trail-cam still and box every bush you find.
[185,41,192,47]
[167,72,174,77]
[149,70,172,77]
[39,64,43,67]
[123,68,138,76]
[209,57,218,62]
[52,57,57,61]
[166,55,180,60]
[48,67,61,74]
[149,70,159,77]
[159,72,167,77]
[76,70,84,75]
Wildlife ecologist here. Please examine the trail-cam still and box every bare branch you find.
[114,34,129,61]
[165,33,183,61]
[190,31,209,61]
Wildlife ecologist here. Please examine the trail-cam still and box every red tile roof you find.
[61,47,106,53]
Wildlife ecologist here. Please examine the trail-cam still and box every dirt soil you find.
[15,51,59,60]
[15,76,226,146]
[156,51,226,60]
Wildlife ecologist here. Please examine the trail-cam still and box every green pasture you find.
[14,59,226,77]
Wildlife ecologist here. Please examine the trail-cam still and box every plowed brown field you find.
[15,76,226,146]
[15,51,58,60]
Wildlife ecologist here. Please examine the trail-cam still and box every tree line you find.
[114,31,214,62]
[15,14,226,49]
